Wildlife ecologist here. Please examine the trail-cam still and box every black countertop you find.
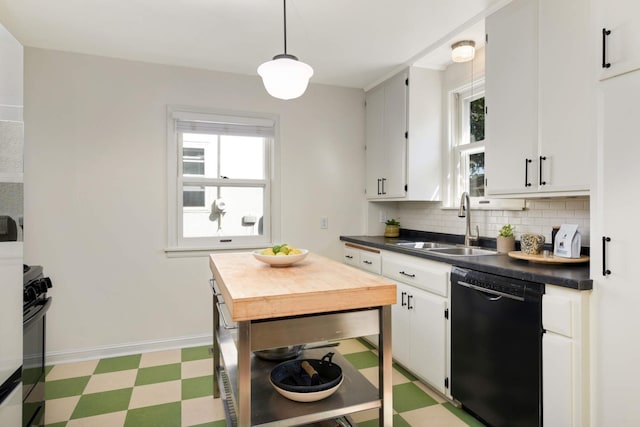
[340,233,592,291]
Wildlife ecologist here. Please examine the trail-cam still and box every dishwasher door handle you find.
[457,280,525,302]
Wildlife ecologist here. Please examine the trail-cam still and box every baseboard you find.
[45,334,213,366]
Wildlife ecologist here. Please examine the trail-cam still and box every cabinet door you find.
[543,333,573,427]
[596,0,640,80]
[537,0,592,193]
[594,69,640,425]
[485,0,538,196]
[365,71,407,200]
[391,284,412,368]
[411,288,448,394]
[381,71,408,198]
[365,86,385,199]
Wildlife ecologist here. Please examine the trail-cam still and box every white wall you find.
[23,48,367,362]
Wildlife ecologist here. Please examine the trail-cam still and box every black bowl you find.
[270,352,342,393]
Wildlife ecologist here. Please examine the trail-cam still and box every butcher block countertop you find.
[209,252,396,322]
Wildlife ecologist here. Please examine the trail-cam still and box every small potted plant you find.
[497,224,516,253]
[384,219,401,238]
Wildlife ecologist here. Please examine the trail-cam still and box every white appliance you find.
[0,21,24,424]
[0,243,23,424]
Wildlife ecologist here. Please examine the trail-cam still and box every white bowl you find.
[270,376,343,402]
[253,249,309,267]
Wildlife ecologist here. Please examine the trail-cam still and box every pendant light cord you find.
[283,0,288,54]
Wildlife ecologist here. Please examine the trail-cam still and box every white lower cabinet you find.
[383,251,451,396]
[542,286,590,427]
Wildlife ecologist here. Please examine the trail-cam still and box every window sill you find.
[441,198,525,211]
[164,245,263,258]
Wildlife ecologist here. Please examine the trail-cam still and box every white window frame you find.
[165,106,280,256]
[446,80,523,211]
[451,81,486,205]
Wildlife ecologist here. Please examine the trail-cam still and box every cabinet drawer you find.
[382,252,450,297]
[543,289,574,338]
[343,247,359,267]
[342,243,381,275]
[359,251,381,275]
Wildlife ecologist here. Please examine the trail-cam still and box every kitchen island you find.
[209,252,396,426]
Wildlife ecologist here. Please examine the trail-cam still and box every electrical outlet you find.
[379,211,388,223]
[320,217,328,229]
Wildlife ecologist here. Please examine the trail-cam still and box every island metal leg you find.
[237,321,252,427]
[379,305,393,426]
[212,284,220,399]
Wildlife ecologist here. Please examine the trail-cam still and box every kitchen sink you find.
[394,242,455,249]
[428,247,498,256]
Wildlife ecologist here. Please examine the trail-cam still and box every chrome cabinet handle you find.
[602,236,612,276]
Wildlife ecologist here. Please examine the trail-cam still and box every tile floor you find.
[43,339,485,426]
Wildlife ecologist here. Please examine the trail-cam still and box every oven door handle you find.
[24,297,52,329]
[456,280,525,302]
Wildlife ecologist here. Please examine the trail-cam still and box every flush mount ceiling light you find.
[451,40,476,63]
[257,0,313,100]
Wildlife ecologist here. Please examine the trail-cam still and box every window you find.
[451,80,486,202]
[446,79,524,211]
[167,107,278,252]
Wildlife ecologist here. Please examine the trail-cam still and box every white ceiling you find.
[0,0,507,90]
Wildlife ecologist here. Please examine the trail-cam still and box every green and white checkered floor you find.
[43,339,485,426]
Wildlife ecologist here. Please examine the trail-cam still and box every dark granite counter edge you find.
[340,234,593,291]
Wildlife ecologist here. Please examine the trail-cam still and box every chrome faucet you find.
[458,192,479,246]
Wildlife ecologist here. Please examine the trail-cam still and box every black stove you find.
[22,264,52,427]
[24,265,51,314]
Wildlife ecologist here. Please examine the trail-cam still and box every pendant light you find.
[451,40,476,63]
[257,0,313,100]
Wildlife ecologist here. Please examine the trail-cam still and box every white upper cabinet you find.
[596,0,640,80]
[485,0,592,197]
[365,67,442,201]
[366,70,406,199]
[485,0,539,196]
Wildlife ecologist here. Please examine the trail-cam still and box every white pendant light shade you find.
[258,54,314,100]
[451,40,476,63]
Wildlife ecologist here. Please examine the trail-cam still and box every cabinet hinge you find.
[485,33,488,43]
[405,78,409,86]
[444,308,449,319]
[445,377,449,388]
[404,131,408,139]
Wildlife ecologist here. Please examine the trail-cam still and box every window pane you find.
[182,133,218,178]
[182,185,264,238]
[183,186,205,207]
[183,147,205,175]
[219,136,265,179]
[468,152,485,197]
[470,97,485,143]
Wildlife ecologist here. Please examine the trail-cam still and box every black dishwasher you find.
[450,266,544,427]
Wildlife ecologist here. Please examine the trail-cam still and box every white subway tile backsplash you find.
[396,197,590,246]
